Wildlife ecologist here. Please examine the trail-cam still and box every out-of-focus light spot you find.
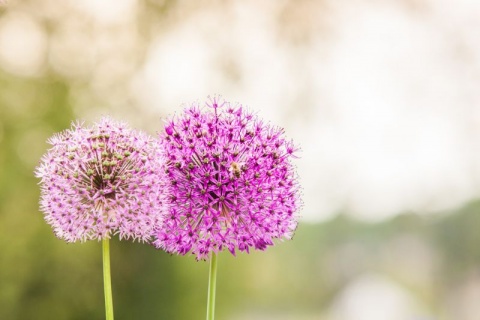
[136,23,214,112]
[0,12,46,77]
[330,274,427,320]
[69,0,137,24]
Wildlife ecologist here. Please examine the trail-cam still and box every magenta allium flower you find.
[35,117,168,242]
[153,97,301,260]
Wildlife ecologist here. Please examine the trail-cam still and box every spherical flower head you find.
[35,117,169,243]
[154,96,301,260]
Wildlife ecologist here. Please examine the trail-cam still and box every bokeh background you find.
[1,0,480,319]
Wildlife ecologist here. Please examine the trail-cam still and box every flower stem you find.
[103,238,114,320]
[206,252,218,320]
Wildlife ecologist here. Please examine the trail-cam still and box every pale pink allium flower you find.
[35,117,168,242]
[154,97,301,260]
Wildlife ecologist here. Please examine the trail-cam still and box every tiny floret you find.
[154,96,301,260]
[35,117,168,242]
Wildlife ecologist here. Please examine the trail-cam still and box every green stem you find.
[103,238,114,320]
[206,252,218,320]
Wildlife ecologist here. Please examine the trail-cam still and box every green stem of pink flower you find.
[206,252,218,320]
[103,238,114,320]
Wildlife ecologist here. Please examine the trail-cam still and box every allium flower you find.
[154,97,301,260]
[35,117,168,242]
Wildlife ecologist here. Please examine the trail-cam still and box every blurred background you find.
[1,0,479,319]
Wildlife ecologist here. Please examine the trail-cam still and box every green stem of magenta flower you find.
[103,238,114,320]
[206,252,218,320]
